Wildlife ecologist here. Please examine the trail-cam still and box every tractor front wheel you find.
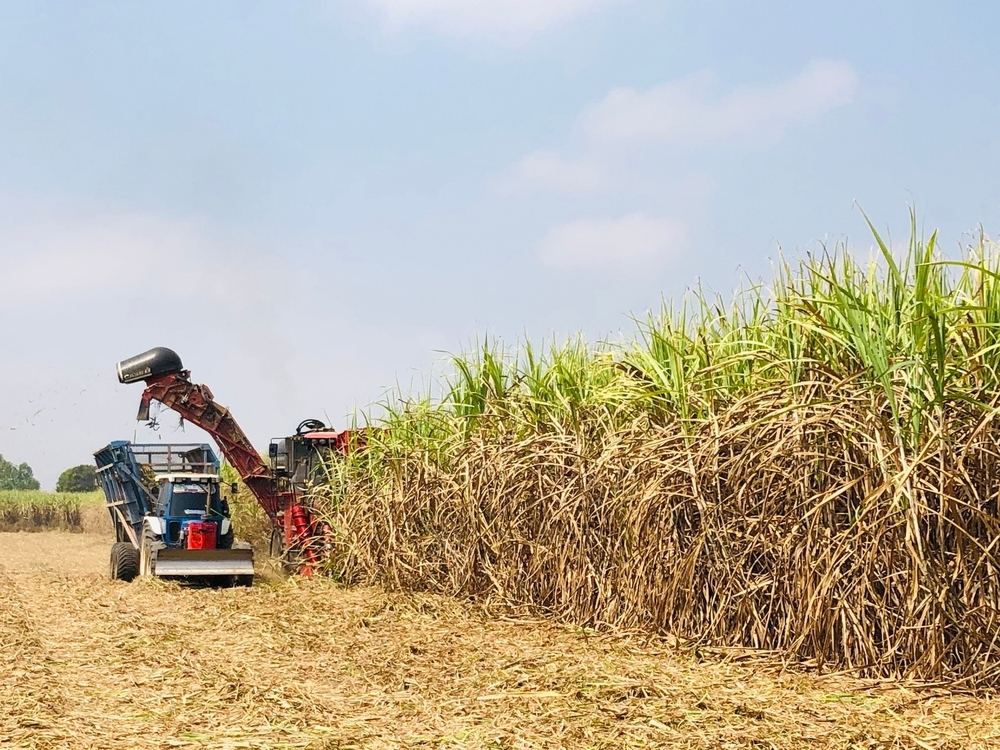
[139,529,158,577]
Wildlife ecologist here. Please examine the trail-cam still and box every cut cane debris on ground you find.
[1,531,999,749]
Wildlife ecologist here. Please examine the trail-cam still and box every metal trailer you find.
[94,440,254,584]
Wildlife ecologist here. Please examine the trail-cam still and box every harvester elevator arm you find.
[137,371,281,519]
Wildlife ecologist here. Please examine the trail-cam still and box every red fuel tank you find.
[186,521,217,550]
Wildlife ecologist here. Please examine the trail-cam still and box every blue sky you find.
[2,1,999,486]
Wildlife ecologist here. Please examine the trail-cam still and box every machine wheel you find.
[217,573,254,588]
[139,529,157,577]
[269,528,284,559]
[269,529,297,575]
[110,542,139,582]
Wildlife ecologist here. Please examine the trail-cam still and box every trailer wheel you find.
[110,542,139,582]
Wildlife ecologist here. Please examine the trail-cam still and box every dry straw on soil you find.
[319,218,1000,689]
[4,532,1000,749]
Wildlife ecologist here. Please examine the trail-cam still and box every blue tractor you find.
[94,441,254,584]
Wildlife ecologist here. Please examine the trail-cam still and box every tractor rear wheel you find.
[110,542,139,582]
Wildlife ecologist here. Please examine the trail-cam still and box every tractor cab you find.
[154,474,233,549]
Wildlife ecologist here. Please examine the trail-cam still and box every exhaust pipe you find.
[117,347,184,384]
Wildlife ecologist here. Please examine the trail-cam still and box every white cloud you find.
[583,59,857,145]
[539,213,685,270]
[358,0,627,41]
[0,216,189,307]
[0,214,278,311]
[503,60,857,197]
[509,150,601,191]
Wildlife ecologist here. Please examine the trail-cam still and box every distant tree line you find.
[0,454,40,491]
[56,464,97,492]
[0,456,98,492]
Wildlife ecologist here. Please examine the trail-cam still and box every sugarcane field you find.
[4,3,1000,749]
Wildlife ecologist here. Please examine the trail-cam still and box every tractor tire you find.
[139,529,159,577]
[110,542,139,582]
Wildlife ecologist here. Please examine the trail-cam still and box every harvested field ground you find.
[2,533,999,749]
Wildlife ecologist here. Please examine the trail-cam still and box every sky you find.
[2,1,1000,487]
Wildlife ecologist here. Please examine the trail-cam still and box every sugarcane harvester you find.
[114,347,352,574]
